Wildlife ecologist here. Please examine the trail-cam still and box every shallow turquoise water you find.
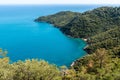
[0,5,102,66]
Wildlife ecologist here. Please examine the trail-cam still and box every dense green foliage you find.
[35,11,80,27]
[86,26,120,55]
[34,6,120,80]
[35,6,120,55]
[72,48,120,80]
[0,48,120,80]
[0,49,62,80]
[36,7,120,38]
[1,6,120,80]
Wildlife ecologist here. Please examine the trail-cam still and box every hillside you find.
[1,6,120,80]
[35,6,120,55]
[1,48,120,80]
[35,11,81,27]
[35,7,120,38]
[86,26,120,55]
[34,7,120,79]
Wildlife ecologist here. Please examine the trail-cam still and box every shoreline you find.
[35,21,89,67]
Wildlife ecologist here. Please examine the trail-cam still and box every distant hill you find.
[35,11,81,27]
[35,6,120,55]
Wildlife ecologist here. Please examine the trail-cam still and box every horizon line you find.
[0,4,119,6]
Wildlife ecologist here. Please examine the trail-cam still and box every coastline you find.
[34,21,89,67]
[65,36,89,67]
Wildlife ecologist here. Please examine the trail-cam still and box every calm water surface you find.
[0,5,103,66]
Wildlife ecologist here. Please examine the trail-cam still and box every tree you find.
[0,48,8,57]
[93,48,109,68]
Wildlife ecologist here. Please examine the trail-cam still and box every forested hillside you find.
[0,48,120,80]
[35,11,81,27]
[35,7,120,38]
[0,6,120,80]
[34,6,120,79]
[35,6,120,55]
[87,26,120,55]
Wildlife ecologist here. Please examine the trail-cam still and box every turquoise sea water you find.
[0,5,103,66]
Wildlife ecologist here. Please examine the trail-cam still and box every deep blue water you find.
[0,5,104,66]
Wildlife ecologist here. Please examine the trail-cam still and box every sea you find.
[0,5,114,66]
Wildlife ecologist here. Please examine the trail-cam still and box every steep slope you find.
[35,11,81,27]
[86,26,120,55]
[35,6,120,55]
[61,7,120,38]
[35,7,120,38]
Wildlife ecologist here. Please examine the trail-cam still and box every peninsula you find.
[35,7,120,79]
[35,6,120,55]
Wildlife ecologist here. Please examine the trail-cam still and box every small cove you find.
[0,5,101,66]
